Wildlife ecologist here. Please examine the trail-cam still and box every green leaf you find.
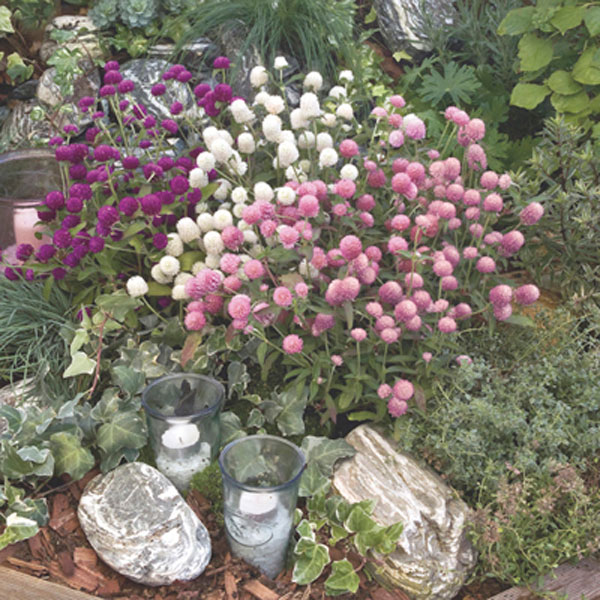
[510,83,550,109]
[0,6,14,34]
[0,405,23,432]
[63,351,95,378]
[69,328,89,355]
[111,366,146,397]
[0,442,38,478]
[292,542,330,585]
[584,6,600,36]
[96,292,140,322]
[219,411,246,445]
[364,5,377,24]
[50,432,95,481]
[147,281,172,296]
[344,505,379,535]
[264,387,307,436]
[6,52,34,84]
[179,251,203,272]
[301,436,356,477]
[228,361,250,400]
[572,47,600,85]
[503,314,537,327]
[0,514,39,551]
[246,408,265,429]
[546,70,583,95]
[392,50,411,62]
[419,62,481,107]
[96,411,147,456]
[256,342,268,368]
[8,491,48,527]
[498,6,536,36]
[100,447,139,472]
[551,90,589,114]
[518,34,553,72]
[296,519,316,541]
[550,6,584,35]
[325,559,360,596]
[299,461,332,497]
[15,447,54,477]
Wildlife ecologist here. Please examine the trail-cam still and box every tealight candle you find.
[162,423,200,449]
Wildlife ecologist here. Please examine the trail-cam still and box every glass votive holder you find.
[218,434,306,579]
[142,373,225,493]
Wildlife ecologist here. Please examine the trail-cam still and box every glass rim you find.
[141,373,225,421]
[218,434,306,493]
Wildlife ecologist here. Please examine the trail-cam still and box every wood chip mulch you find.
[0,470,506,599]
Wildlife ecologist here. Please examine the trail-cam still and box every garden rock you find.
[332,424,477,600]
[39,15,103,63]
[374,0,455,53]
[120,59,198,121]
[77,462,211,586]
[0,100,58,149]
[148,37,220,77]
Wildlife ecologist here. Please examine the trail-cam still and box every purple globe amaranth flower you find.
[55,145,73,162]
[153,232,168,249]
[53,229,72,249]
[78,96,95,111]
[169,174,189,195]
[118,80,135,94]
[161,119,178,134]
[157,190,174,205]
[16,243,34,262]
[69,164,87,180]
[162,70,174,81]
[122,155,140,170]
[143,115,157,129]
[157,156,175,171]
[213,56,231,69]
[175,157,194,173]
[45,190,65,210]
[214,83,233,102]
[92,110,105,120]
[140,194,162,215]
[94,144,119,162]
[48,136,64,146]
[139,139,152,150]
[176,69,192,83]
[98,205,120,226]
[151,83,166,96]
[4,267,20,281]
[62,215,81,229]
[69,183,92,200]
[165,214,177,226]
[104,70,122,84]
[96,222,111,237]
[63,124,79,135]
[143,163,163,180]
[110,230,123,242]
[89,237,105,253]
[170,101,183,115]
[36,244,56,263]
[119,196,138,216]
[52,267,67,280]
[187,188,202,204]
[104,60,120,71]
[66,197,83,213]
[99,85,116,97]
[193,83,211,99]
[37,209,56,222]
[25,269,35,281]
[63,252,80,268]
[152,215,165,227]
[85,127,100,143]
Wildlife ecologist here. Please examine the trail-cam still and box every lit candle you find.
[161,423,200,449]
[239,491,278,517]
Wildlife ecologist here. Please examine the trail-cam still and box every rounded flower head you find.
[520,202,544,225]
[351,328,367,342]
[489,284,513,306]
[228,294,252,319]
[515,284,539,306]
[126,276,148,298]
[388,397,408,417]
[250,65,268,87]
[283,334,303,354]
[438,316,457,333]
[393,379,414,402]
[273,286,293,307]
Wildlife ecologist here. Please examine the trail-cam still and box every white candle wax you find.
[239,491,278,516]
[161,423,200,449]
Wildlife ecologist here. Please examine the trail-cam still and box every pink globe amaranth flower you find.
[463,189,481,206]
[367,169,386,188]
[187,301,205,313]
[404,115,426,139]
[292,282,307,298]
[371,106,387,118]
[445,183,464,203]
[339,235,362,260]
[489,284,513,306]
[283,334,303,354]
[360,212,375,228]
[331,355,344,366]
[339,139,359,158]
[389,94,406,108]
[388,397,408,418]
[336,179,356,199]
[404,272,423,289]
[493,303,513,321]
[465,206,481,221]
[221,225,244,250]
[467,143,487,171]
[332,203,348,217]
[375,315,395,331]
[515,284,540,306]
[465,118,485,141]
[483,193,503,213]
[441,276,458,291]
[364,159,377,171]
[244,259,265,280]
[220,253,241,274]
[366,301,383,318]
[476,256,496,274]
[312,313,335,336]
[391,172,412,195]
[501,230,525,255]
[298,194,320,218]
[463,246,478,259]
[469,223,484,238]
[438,316,457,333]
[484,231,503,245]
[378,384,392,399]
[520,202,544,225]
[228,294,252,319]
[389,130,404,148]
[242,204,261,225]
[387,236,409,255]
[390,215,410,231]
[448,217,461,230]
[480,171,499,190]
[351,328,367,342]
[456,355,473,366]
[223,275,243,293]
[311,247,328,270]
[279,225,300,249]
[231,318,248,330]
[388,113,403,127]
[394,299,417,322]
[259,219,277,238]
[412,290,432,310]
[433,259,453,277]
[273,286,293,307]
[405,315,422,331]
[454,302,473,319]
[379,281,403,305]
[444,157,461,180]
[365,246,382,263]
[184,310,206,331]
[498,174,512,189]
[393,379,414,402]
[422,351,433,363]
[356,194,375,212]
[380,327,400,343]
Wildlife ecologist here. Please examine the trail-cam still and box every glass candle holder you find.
[218,435,306,578]
[142,374,224,493]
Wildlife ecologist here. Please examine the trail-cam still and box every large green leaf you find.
[16,446,54,478]
[50,432,95,481]
[63,351,95,378]
[0,6,14,34]
[261,388,307,436]
[546,70,583,95]
[292,541,330,585]
[95,292,140,322]
[0,405,22,432]
[0,442,39,478]
[498,6,536,36]
[510,83,550,109]
[0,514,39,551]
[111,366,146,398]
[551,90,590,114]
[585,6,600,36]
[300,436,356,476]
[219,412,246,445]
[96,411,147,455]
[325,559,360,596]
[572,47,600,85]
[550,6,584,35]
[299,462,332,497]
[518,34,554,72]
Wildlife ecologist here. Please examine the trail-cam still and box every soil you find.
[0,469,509,600]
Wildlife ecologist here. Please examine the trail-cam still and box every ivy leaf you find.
[6,52,33,84]
[111,366,146,398]
[228,361,250,400]
[498,6,536,36]
[96,411,147,456]
[96,293,140,322]
[100,447,139,472]
[292,542,330,585]
[510,83,550,109]
[518,34,553,72]
[584,6,600,36]
[262,387,307,436]
[16,447,54,478]
[0,6,14,34]
[301,436,356,477]
[50,432,95,481]
[550,6,584,35]
[219,411,246,445]
[325,559,360,596]
[299,462,332,497]
[0,514,39,551]
[246,408,265,429]
[63,351,95,378]
[0,405,23,432]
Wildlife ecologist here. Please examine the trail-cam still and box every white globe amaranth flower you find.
[339,70,354,82]
[192,261,207,275]
[204,253,221,268]
[254,181,274,202]
[213,208,234,230]
[195,201,209,213]
[126,276,148,297]
[340,164,359,181]
[237,132,256,154]
[209,138,233,163]
[232,203,246,218]
[165,233,184,257]
[336,103,354,120]
[262,114,282,143]
[230,99,255,124]
[274,56,289,70]
[171,284,188,301]
[213,179,231,201]
[299,258,319,279]
[253,91,270,106]
[189,167,209,189]
[299,159,311,173]
[250,65,268,87]
[319,147,338,168]
[231,187,248,204]
[237,220,251,231]
[196,212,215,232]
[316,132,334,151]
[176,217,201,243]
[196,151,216,171]
[220,202,232,210]
[285,165,307,182]
[303,71,324,91]
[151,263,172,284]
[278,129,295,144]
[204,230,225,255]
[297,131,316,149]
[329,85,347,100]
[249,244,264,257]
[299,92,320,119]
[290,108,310,130]
[174,272,193,286]
[321,113,337,128]
[202,126,220,146]
[277,186,296,206]
[243,230,258,244]
[159,255,180,277]
[227,151,248,176]
[265,95,285,114]
[277,140,299,168]
[218,129,234,146]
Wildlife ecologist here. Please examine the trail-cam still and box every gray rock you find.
[374,0,455,53]
[10,80,39,101]
[0,100,58,150]
[120,58,198,121]
[40,15,103,63]
[333,425,477,600]
[147,37,220,76]
[37,63,100,109]
[78,462,211,586]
